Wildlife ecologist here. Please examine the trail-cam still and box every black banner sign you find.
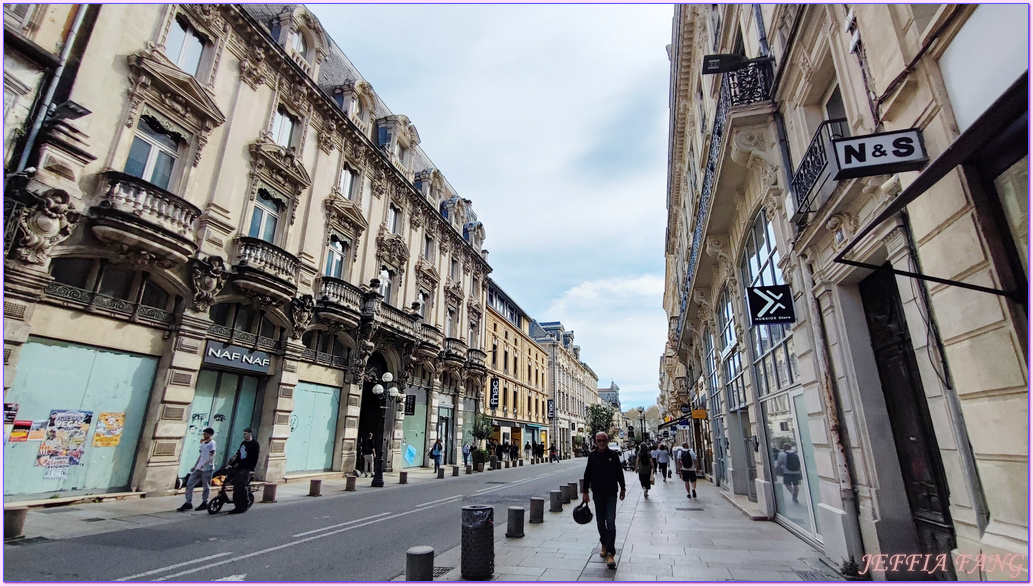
[746,285,796,325]
[489,378,500,409]
[547,399,555,420]
[404,394,416,416]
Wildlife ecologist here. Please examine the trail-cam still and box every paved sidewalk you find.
[429,471,842,582]
[6,466,448,542]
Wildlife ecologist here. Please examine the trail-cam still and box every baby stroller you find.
[207,465,256,514]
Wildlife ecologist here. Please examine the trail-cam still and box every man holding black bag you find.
[581,431,626,569]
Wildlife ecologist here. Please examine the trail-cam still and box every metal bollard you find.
[399,471,408,484]
[437,468,445,479]
[345,476,357,492]
[309,479,322,497]
[518,460,523,467]
[506,506,525,538]
[568,482,579,501]
[529,498,544,523]
[466,464,473,474]
[406,546,435,581]
[262,482,278,503]
[461,505,494,579]
[504,460,510,469]
[549,490,563,512]
[579,478,584,494]
[452,465,460,476]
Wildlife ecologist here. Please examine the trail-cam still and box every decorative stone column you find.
[256,339,303,483]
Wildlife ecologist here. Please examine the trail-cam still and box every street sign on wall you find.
[691,409,708,419]
[680,404,691,414]
[746,285,796,325]
[832,128,927,180]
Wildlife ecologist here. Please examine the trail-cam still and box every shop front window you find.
[762,394,820,535]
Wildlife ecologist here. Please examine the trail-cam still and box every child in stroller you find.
[207,465,256,514]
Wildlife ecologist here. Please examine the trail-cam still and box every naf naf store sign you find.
[746,285,796,326]
[203,342,272,374]
[832,128,928,180]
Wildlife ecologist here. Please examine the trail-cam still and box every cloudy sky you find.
[310,3,672,409]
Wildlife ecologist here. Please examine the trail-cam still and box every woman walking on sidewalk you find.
[430,439,443,473]
[636,443,653,497]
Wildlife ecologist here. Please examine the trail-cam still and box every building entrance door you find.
[859,268,956,580]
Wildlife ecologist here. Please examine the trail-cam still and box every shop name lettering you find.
[861,553,1027,577]
[207,347,270,367]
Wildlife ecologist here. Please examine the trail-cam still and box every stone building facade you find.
[661,4,1026,580]
[530,320,599,458]
[3,3,490,498]
[479,278,550,454]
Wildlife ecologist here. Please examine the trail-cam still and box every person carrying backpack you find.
[679,442,699,498]
[776,443,802,503]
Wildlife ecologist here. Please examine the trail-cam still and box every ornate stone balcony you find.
[230,236,299,305]
[88,170,201,265]
[377,302,420,339]
[416,322,443,361]
[439,336,468,369]
[466,347,488,376]
[314,275,363,330]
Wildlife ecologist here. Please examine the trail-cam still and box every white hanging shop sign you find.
[832,128,928,180]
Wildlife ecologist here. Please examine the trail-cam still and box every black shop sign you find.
[202,341,272,374]
[404,395,416,416]
[489,378,500,409]
[746,285,796,325]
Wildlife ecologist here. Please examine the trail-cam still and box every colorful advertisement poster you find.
[35,410,93,467]
[92,412,125,447]
[4,403,19,424]
[43,456,70,478]
[8,420,31,442]
[27,420,47,441]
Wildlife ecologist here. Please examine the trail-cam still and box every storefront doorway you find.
[179,370,262,478]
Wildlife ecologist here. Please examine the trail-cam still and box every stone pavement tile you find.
[628,544,686,556]
[660,553,704,565]
[516,556,586,570]
[539,568,583,581]
[577,575,614,581]
[728,568,792,581]
[612,571,657,581]
[493,574,534,581]
[615,561,673,577]
[740,560,798,572]
[578,565,617,580]
[491,565,546,577]
[702,560,745,569]
[623,552,661,562]
[780,571,805,580]
[667,566,735,581]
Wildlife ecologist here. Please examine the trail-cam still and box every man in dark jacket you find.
[228,427,259,514]
[581,432,626,569]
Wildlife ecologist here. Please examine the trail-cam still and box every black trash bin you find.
[461,505,494,579]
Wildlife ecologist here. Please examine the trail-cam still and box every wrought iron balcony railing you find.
[727,60,772,108]
[43,281,174,326]
[791,118,849,215]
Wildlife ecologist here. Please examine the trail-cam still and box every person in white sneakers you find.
[680,442,699,498]
[178,427,216,512]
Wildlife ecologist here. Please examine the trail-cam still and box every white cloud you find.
[543,275,667,408]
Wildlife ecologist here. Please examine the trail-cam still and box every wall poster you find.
[35,410,93,467]
[8,420,31,443]
[92,412,126,447]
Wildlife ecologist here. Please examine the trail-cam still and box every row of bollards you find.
[405,477,586,581]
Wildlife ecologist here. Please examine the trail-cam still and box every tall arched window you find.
[718,288,747,410]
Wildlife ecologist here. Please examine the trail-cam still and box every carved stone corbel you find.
[189,255,227,312]
[10,189,81,266]
[288,294,315,340]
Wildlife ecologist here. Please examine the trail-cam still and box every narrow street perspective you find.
[2,2,1028,583]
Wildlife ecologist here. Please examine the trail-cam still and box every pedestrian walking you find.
[679,442,699,498]
[509,442,518,462]
[361,432,376,477]
[776,443,802,503]
[636,443,654,497]
[462,442,471,466]
[177,427,216,512]
[650,445,659,475]
[549,443,558,462]
[496,441,506,462]
[430,439,443,473]
[672,442,683,477]
[655,443,671,482]
[227,427,259,514]
[524,441,531,460]
[581,432,626,569]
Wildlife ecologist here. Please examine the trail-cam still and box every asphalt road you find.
[4,459,586,582]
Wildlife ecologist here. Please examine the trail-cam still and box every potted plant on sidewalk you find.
[471,413,493,472]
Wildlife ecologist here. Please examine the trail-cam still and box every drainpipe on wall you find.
[14,4,89,174]
[754,2,865,562]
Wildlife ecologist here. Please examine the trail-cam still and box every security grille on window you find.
[248,190,281,243]
[165,17,206,77]
[324,235,348,278]
[740,210,798,396]
[271,107,296,148]
[124,117,180,191]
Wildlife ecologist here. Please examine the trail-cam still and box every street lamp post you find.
[637,406,645,443]
[371,372,402,488]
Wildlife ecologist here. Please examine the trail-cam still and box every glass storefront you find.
[762,394,819,535]
[400,388,427,469]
